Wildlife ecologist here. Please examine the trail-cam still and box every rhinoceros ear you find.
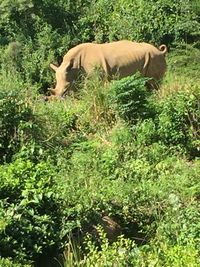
[49,63,58,72]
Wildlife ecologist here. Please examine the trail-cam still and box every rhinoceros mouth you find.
[48,85,70,97]
[48,88,56,95]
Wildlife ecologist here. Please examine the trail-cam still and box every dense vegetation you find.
[0,0,200,266]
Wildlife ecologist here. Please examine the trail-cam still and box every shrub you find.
[131,84,200,158]
[157,88,200,157]
[0,159,64,263]
[108,74,155,123]
[0,257,31,267]
[0,93,34,163]
[81,226,135,267]
[77,0,200,45]
[133,240,200,267]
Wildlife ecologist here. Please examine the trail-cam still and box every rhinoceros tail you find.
[159,44,167,56]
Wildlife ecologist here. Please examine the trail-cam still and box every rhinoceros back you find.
[79,41,167,80]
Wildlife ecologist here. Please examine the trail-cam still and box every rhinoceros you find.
[49,40,167,97]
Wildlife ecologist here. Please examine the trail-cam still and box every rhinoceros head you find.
[49,59,77,97]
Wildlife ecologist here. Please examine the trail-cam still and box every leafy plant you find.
[108,74,155,123]
[0,159,65,263]
[157,88,200,157]
[0,93,34,163]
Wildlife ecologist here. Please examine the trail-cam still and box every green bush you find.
[157,88,200,157]
[109,74,155,123]
[0,94,34,163]
[131,85,200,157]
[81,227,135,267]
[0,257,31,267]
[133,240,200,267]
[0,159,64,263]
[77,0,200,45]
